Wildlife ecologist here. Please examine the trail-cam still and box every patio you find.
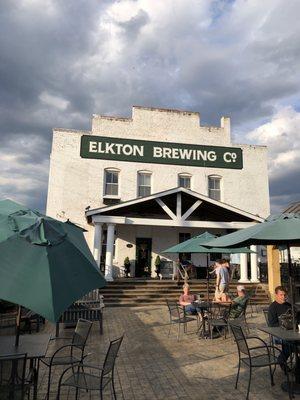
[34,306,288,400]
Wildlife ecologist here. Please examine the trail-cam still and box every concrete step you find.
[100,280,270,307]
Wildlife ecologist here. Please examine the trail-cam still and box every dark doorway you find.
[135,238,152,277]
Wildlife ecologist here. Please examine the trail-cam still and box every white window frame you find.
[178,173,192,189]
[137,170,152,197]
[208,174,222,201]
[103,168,120,198]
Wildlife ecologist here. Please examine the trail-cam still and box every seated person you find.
[268,286,292,368]
[268,285,291,327]
[179,283,197,315]
[229,285,248,318]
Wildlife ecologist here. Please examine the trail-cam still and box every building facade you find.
[46,106,270,282]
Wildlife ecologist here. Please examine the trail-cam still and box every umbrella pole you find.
[287,244,296,331]
[15,305,22,347]
[206,254,209,301]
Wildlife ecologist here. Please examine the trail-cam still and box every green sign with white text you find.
[80,135,243,169]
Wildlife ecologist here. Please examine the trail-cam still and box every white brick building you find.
[46,106,270,281]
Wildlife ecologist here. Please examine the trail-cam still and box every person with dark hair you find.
[267,286,292,370]
[268,286,291,327]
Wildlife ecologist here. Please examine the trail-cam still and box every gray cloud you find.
[0,0,300,213]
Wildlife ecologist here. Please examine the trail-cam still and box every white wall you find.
[46,106,270,270]
[115,224,228,277]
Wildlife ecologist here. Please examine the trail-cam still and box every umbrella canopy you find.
[163,232,254,254]
[163,232,215,253]
[0,199,106,323]
[204,213,300,330]
[204,214,300,248]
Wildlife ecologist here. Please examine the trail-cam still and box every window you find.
[104,169,119,196]
[178,173,191,189]
[208,175,221,201]
[138,172,151,197]
[210,252,222,262]
[179,232,191,261]
[179,232,191,243]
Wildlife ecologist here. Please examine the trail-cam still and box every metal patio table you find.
[195,301,231,339]
[258,325,300,394]
[0,334,50,399]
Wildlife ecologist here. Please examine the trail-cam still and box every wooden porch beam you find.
[181,200,202,221]
[155,198,177,220]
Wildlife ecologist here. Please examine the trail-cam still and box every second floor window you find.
[178,174,191,189]
[138,172,151,197]
[208,176,221,201]
[104,170,119,196]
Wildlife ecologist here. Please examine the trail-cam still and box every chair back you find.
[0,353,27,400]
[263,308,270,326]
[166,300,182,321]
[72,319,93,347]
[102,335,124,376]
[229,323,250,358]
[238,298,249,318]
[214,304,231,320]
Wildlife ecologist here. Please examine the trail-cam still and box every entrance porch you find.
[86,187,264,283]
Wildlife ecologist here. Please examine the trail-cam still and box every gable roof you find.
[86,187,264,223]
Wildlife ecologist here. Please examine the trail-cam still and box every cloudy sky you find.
[1,0,300,213]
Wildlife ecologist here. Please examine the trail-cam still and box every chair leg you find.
[285,367,294,400]
[246,367,252,400]
[112,373,117,400]
[168,321,172,337]
[177,323,180,341]
[46,366,52,400]
[56,381,61,400]
[268,363,275,386]
[235,360,241,389]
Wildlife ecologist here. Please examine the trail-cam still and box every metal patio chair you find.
[0,353,28,400]
[229,323,292,400]
[56,335,124,400]
[233,298,250,333]
[165,299,195,341]
[207,299,250,339]
[41,318,93,400]
[248,285,260,317]
[207,303,232,339]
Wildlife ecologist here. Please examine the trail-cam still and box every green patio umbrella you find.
[163,232,254,299]
[204,213,300,329]
[163,232,216,253]
[0,199,106,344]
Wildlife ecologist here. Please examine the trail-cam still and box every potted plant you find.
[154,255,161,279]
[124,257,131,278]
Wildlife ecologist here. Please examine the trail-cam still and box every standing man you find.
[214,259,230,302]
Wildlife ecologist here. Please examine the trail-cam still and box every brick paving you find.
[35,306,292,399]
